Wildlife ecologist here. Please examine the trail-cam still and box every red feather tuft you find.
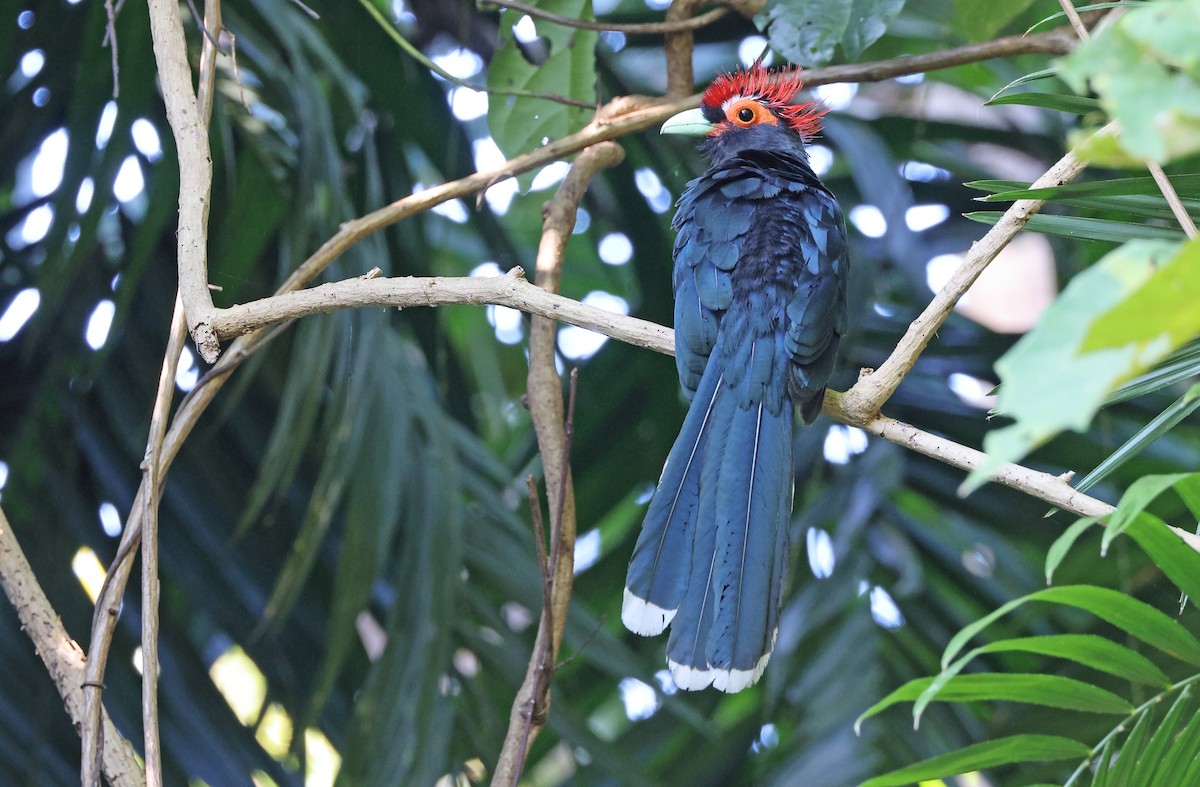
[701,63,827,138]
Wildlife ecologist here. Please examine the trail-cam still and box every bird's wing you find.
[784,186,849,423]
[671,173,756,399]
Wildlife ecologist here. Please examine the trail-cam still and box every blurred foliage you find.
[0,0,1198,786]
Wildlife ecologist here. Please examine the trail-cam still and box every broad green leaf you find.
[1046,517,1098,584]
[952,0,1036,41]
[860,735,1090,787]
[972,635,1170,687]
[487,4,597,160]
[940,585,1200,670]
[1127,512,1200,603]
[1072,385,1200,499]
[986,92,1101,114]
[964,211,1186,243]
[859,673,1131,729]
[755,0,905,65]
[966,240,1200,490]
[1104,472,1197,551]
[913,632,1167,726]
[1058,0,1200,164]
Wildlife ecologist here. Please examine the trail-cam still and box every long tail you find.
[624,331,793,693]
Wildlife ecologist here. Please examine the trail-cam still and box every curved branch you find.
[146,0,218,360]
[494,141,625,787]
[484,0,729,34]
[205,267,1113,519]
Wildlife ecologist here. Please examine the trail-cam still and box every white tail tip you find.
[622,588,676,636]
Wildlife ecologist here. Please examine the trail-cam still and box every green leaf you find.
[964,212,1187,243]
[1025,2,1151,34]
[1083,238,1200,354]
[972,635,1170,687]
[940,585,1200,670]
[487,4,597,160]
[966,239,1200,490]
[1127,512,1200,604]
[986,92,1101,114]
[859,673,1131,730]
[1127,687,1198,785]
[755,0,905,65]
[860,735,1090,787]
[911,632,1167,726]
[1046,517,1098,584]
[952,0,1036,41]
[970,174,1200,202]
[1058,0,1200,164]
[1073,385,1200,499]
[1104,695,1157,787]
[1104,472,1197,552]
[1109,339,1200,403]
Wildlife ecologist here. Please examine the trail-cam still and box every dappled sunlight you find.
[210,645,267,725]
[71,546,106,603]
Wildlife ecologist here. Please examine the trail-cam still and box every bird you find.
[622,63,849,693]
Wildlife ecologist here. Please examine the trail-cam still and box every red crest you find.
[701,63,827,138]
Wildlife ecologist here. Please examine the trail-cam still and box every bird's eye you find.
[737,107,755,122]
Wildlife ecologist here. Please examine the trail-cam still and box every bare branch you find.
[0,506,144,787]
[211,266,1116,520]
[139,295,188,787]
[484,0,728,33]
[493,141,624,787]
[824,393,1115,518]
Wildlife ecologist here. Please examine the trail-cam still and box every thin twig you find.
[0,507,144,787]
[483,0,728,34]
[1056,0,1199,239]
[140,295,188,787]
[358,0,593,109]
[104,0,120,97]
[1058,0,1090,38]
[200,267,1120,520]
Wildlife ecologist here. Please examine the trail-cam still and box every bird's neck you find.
[699,124,812,169]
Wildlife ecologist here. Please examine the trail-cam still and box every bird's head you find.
[662,63,826,162]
